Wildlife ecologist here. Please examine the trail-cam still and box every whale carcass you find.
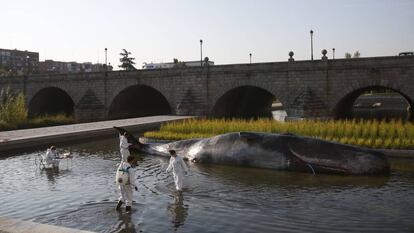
[114,127,390,175]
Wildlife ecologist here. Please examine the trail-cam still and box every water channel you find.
[1,133,414,233]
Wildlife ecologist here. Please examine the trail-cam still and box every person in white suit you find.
[116,155,138,212]
[119,132,132,162]
[43,146,61,168]
[166,150,189,191]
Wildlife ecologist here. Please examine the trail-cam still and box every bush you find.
[0,87,76,131]
[0,120,17,131]
[0,88,27,125]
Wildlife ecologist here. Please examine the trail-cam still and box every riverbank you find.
[0,115,194,154]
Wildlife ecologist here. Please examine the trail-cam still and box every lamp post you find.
[249,53,252,64]
[104,48,108,70]
[332,48,335,59]
[200,39,203,67]
[310,30,314,61]
[26,55,30,75]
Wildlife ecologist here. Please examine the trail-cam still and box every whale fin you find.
[287,137,350,174]
[113,126,145,151]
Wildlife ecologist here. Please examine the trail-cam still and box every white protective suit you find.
[43,149,60,167]
[116,161,137,207]
[119,135,132,162]
[166,155,189,191]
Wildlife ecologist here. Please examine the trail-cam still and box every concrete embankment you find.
[0,217,95,233]
[0,115,194,154]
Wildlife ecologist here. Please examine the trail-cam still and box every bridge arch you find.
[108,84,171,119]
[332,84,413,120]
[211,85,286,119]
[28,87,75,117]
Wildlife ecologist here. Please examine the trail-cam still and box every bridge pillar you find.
[286,86,330,121]
[74,89,107,122]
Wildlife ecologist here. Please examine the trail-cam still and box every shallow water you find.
[1,136,414,233]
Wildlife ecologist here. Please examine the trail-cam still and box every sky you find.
[1,0,413,69]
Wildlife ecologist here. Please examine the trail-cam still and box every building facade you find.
[143,60,214,69]
[0,48,39,75]
[39,60,113,74]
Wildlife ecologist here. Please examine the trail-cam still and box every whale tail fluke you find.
[113,126,146,151]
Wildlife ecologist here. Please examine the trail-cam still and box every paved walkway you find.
[0,115,194,152]
[0,217,95,233]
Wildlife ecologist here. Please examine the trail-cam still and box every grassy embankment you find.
[0,88,75,131]
[144,118,414,150]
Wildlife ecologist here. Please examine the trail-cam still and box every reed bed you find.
[144,118,414,149]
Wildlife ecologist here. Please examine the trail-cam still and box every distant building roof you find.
[142,60,214,69]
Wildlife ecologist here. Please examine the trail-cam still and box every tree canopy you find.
[119,49,136,71]
[345,51,361,59]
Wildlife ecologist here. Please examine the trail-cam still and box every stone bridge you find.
[1,55,413,122]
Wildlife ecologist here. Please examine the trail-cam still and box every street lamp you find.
[104,48,108,71]
[26,55,30,75]
[249,53,252,64]
[200,39,203,67]
[332,48,335,59]
[310,30,314,61]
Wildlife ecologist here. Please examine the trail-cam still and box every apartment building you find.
[39,60,113,74]
[0,48,39,74]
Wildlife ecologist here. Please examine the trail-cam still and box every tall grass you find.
[0,87,27,125]
[144,118,414,150]
[0,88,75,131]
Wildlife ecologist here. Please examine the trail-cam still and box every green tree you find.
[119,49,136,71]
[353,50,360,58]
[345,51,361,59]
[172,58,187,68]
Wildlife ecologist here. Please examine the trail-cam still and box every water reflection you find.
[41,168,60,184]
[112,211,137,233]
[167,192,188,232]
[37,157,73,185]
[390,158,414,174]
[190,163,390,189]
